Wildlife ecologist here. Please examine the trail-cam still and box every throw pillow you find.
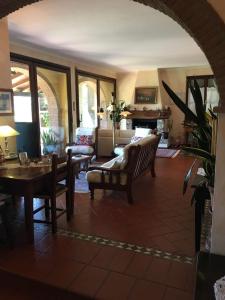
[131,136,142,143]
[76,135,93,145]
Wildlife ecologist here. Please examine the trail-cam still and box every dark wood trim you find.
[66,71,73,143]
[185,74,215,106]
[75,68,116,128]
[10,53,70,73]
[75,68,80,127]
[76,69,116,83]
[30,63,41,156]
[10,52,73,148]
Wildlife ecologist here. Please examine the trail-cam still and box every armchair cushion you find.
[134,127,151,137]
[130,136,143,143]
[76,127,96,143]
[86,170,127,185]
[75,135,93,146]
[65,145,94,155]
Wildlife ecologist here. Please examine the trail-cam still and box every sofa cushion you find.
[130,136,143,143]
[134,127,151,137]
[65,145,94,155]
[86,171,127,185]
[114,146,125,156]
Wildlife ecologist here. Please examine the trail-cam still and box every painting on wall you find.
[135,87,158,104]
[0,89,14,115]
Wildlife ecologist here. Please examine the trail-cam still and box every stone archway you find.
[0,0,225,109]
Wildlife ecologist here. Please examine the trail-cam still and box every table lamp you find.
[0,125,20,157]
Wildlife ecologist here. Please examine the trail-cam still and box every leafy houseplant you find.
[41,129,58,154]
[162,79,217,205]
[108,101,126,127]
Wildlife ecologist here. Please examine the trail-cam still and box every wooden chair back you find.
[50,149,72,196]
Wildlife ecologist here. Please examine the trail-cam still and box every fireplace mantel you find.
[128,109,171,120]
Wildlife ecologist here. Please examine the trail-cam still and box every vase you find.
[115,122,120,130]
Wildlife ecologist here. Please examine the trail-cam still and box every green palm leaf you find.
[162,81,199,124]
[183,159,197,195]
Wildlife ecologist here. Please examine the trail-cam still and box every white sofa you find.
[97,129,134,156]
[114,127,152,156]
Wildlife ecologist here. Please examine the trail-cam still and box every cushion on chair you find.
[76,127,96,143]
[101,155,125,169]
[86,170,127,185]
[75,135,93,145]
[65,145,94,155]
[130,136,143,143]
[114,146,125,156]
[134,127,151,137]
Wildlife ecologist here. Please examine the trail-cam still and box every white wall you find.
[116,66,212,143]
[117,70,161,110]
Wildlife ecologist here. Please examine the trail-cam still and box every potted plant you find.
[107,100,126,129]
[162,79,217,206]
[41,129,58,154]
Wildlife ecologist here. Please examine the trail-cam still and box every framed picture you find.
[0,89,14,115]
[135,87,158,104]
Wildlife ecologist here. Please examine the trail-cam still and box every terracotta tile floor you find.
[0,155,196,299]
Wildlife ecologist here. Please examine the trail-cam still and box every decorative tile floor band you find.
[57,228,194,265]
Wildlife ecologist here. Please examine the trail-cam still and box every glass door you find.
[36,67,70,154]
[11,54,72,156]
[99,80,114,129]
[11,60,39,157]
[77,75,97,128]
[76,70,116,129]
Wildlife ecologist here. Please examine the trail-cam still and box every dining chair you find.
[33,149,73,233]
[0,193,14,247]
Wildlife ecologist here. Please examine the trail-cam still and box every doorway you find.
[10,54,72,156]
[76,69,116,128]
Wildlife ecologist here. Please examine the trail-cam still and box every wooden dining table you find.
[0,155,92,243]
[0,163,53,243]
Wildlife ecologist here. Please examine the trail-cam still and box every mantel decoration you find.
[135,87,158,104]
[0,89,14,115]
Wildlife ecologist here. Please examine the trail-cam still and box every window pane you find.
[78,75,97,128]
[14,94,32,122]
[11,61,32,123]
[99,80,114,129]
[37,67,69,155]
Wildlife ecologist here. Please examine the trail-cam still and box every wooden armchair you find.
[87,134,160,204]
[66,127,97,158]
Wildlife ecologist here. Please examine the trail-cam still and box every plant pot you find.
[44,144,57,154]
[114,122,120,130]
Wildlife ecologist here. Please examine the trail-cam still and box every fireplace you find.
[132,118,157,130]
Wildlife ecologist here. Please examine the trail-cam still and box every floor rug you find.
[74,171,89,193]
[156,148,180,158]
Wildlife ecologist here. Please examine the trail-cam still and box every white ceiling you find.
[8,0,208,72]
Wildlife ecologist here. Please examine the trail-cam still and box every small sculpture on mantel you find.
[142,106,148,111]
